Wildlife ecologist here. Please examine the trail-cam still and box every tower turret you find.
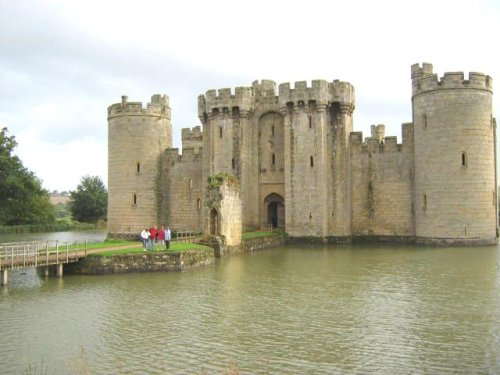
[411,63,497,245]
[107,94,172,237]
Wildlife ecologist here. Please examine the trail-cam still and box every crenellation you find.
[150,94,169,106]
[181,126,203,152]
[440,72,466,89]
[181,126,202,142]
[252,80,277,96]
[198,87,254,120]
[278,79,353,110]
[402,123,413,145]
[411,62,433,79]
[329,81,355,108]
[412,63,492,96]
[351,130,404,155]
[383,137,398,152]
[108,95,171,119]
[366,137,382,153]
[350,132,363,146]
[371,124,385,142]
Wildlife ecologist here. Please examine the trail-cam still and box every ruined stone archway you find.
[210,208,219,235]
[264,193,285,228]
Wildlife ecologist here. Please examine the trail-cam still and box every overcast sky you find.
[1,0,499,192]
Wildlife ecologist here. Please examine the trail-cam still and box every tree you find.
[70,175,108,223]
[0,127,55,225]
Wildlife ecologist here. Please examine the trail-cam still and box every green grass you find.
[242,230,280,240]
[94,242,212,256]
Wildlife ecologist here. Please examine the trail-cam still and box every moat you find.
[1,243,499,374]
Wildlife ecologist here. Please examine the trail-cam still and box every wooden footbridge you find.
[0,241,93,286]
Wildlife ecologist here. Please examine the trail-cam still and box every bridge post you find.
[1,269,8,286]
[56,263,63,278]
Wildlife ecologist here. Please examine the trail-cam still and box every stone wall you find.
[242,235,285,251]
[65,249,214,275]
[350,123,414,237]
[161,146,203,231]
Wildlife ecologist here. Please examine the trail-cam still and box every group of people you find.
[140,225,172,251]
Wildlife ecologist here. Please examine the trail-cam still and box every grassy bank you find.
[242,229,284,240]
[94,242,212,256]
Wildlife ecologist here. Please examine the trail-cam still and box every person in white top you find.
[140,228,150,251]
[165,227,171,250]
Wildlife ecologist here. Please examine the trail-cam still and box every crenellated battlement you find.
[350,123,413,155]
[163,147,202,165]
[252,80,277,97]
[198,78,356,119]
[411,63,492,96]
[181,126,203,152]
[278,79,355,109]
[108,94,171,119]
[252,80,279,107]
[198,86,254,120]
[182,126,202,143]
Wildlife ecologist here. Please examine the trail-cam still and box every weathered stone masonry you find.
[108,63,498,246]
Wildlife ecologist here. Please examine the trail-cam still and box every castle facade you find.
[107,63,498,246]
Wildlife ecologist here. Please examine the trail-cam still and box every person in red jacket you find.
[148,225,158,251]
[158,225,166,250]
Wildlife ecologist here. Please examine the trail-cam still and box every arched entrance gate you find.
[264,193,285,229]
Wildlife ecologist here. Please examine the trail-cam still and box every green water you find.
[1,243,499,374]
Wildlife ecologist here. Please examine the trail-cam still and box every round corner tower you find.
[411,63,497,245]
[107,94,172,237]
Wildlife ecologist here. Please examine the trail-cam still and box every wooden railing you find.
[0,241,89,271]
[173,231,202,243]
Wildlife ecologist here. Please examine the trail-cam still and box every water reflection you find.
[0,244,499,374]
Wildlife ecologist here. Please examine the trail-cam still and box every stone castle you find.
[107,63,498,246]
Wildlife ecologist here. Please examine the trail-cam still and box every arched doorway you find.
[264,193,285,228]
[210,208,219,235]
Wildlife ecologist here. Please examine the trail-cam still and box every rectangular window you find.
[461,152,467,167]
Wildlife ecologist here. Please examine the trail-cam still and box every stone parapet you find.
[198,87,254,120]
[278,80,355,109]
[411,63,492,97]
[108,94,171,119]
